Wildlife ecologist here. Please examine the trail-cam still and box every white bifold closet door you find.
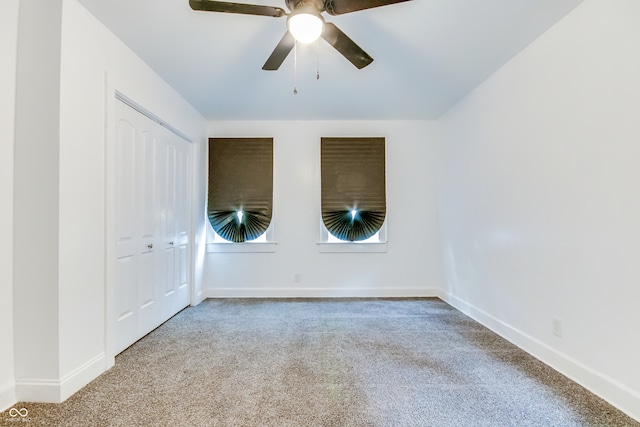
[114,99,191,355]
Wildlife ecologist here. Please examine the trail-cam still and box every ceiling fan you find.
[189,0,411,70]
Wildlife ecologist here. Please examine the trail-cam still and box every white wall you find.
[204,120,444,297]
[56,0,205,390]
[13,0,63,398]
[0,0,19,412]
[438,0,640,420]
[8,0,206,404]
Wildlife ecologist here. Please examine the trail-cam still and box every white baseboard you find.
[191,289,207,306]
[439,291,640,423]
[205,287,441,299]
[0,381,16,412]
[59,353,106,402]
[15,353,106,403]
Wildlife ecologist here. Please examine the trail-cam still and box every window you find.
[207,138,273,243]
[320,137,386,243]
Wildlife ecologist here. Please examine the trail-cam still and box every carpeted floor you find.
[3,298,638,426]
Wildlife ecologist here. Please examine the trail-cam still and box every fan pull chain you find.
[293,40,298,95]
[316,39,320,80]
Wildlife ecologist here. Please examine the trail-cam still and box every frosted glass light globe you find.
[288,13,324,44]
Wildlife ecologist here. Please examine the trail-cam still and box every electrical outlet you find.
[294,273,301,283]
[552,318,563,338]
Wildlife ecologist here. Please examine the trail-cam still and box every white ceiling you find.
[77,0,582,120]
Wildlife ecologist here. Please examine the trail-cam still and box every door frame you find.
[104,76,198,369]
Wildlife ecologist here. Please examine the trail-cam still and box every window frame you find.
[317,136,388,253]
[206,137,276,252]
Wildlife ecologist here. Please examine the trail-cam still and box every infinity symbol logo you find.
[9,407,28,418]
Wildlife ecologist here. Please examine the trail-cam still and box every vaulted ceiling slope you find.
[78,0,583,120]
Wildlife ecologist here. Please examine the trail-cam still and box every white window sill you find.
[206,242,277,253]
[317,242,388,253]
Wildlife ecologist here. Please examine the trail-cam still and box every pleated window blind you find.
[208,138,273,242]
[321,137,386,241]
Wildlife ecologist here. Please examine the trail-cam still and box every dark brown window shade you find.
[321,137,386,241]
[208,138,273,242]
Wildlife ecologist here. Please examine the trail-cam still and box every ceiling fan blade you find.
[189,0,286,17]
[324,0,410,15]
[321,23,373,69]
[262,31,295,70]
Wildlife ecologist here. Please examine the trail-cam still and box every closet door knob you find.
[147,243,153,249]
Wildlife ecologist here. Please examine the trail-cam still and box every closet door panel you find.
[113,99,191,354]
[160,134,178,318]
[114,255,137,354]
[114,113,138,354]
[175,140,191,303]
[137,129,161,336]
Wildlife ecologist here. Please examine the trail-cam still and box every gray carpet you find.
[3,298,638,426]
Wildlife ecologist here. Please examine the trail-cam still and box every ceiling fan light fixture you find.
[287,11,324,44]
